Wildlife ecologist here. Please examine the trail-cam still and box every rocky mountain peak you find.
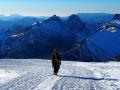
[67,14,82,23]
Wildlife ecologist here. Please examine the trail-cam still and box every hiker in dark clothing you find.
[52,48,61,75]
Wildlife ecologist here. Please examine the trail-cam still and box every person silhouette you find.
[52,48,61,75]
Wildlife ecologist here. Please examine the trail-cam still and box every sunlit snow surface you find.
[0,59,120,90]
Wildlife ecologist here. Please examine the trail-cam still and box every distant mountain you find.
[66,14,85,32]
[113,14,120,20]
[77,13,113,22]
[88,14,120,61]
[0,14,24,21]
[0,14,86,59]
[0,15,47,29]
[0,13,120,62]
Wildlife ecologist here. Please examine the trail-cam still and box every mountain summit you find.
[66,14,86,33]
[67,14,82,23]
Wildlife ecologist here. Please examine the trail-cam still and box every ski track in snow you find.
[0,67,52,90]
[0,59,119,90]
[34,75,61,90]
[0,66,98,90]
[52,67,98,90]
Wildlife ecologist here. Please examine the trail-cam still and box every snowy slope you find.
[0,59,120,90]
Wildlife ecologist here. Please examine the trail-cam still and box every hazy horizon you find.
[0,13,115,17]
[0,0,120,16]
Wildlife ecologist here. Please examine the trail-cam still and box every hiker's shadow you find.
[58,75,118,81]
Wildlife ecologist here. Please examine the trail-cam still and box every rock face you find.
[66,14,85,31]
[1,13,120,62]
[113,14,120,20]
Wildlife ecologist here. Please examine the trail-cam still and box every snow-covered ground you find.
[0,59,120,90]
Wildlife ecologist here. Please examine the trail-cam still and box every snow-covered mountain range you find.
[0,13,120,61]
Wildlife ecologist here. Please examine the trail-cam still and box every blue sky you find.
[0,0,120,16]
